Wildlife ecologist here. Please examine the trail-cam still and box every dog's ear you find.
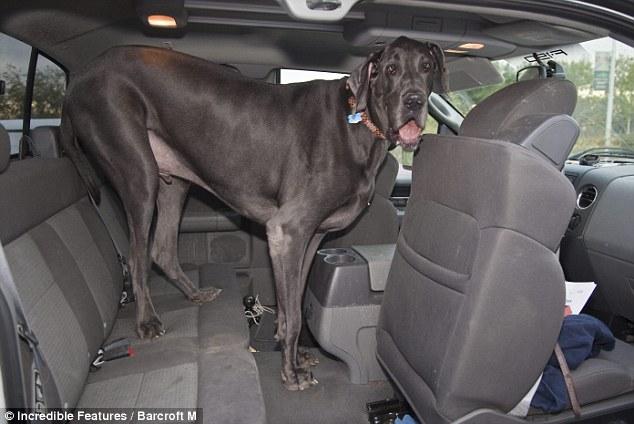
[428,43,448,93]
[347,49,383,113]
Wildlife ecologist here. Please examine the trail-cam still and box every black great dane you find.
[60,36,447,390]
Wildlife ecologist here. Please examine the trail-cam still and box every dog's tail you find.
[60,102,102,204]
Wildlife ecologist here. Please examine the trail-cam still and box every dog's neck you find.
[346,95,386,141]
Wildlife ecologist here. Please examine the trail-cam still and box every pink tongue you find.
[398,120,421,140]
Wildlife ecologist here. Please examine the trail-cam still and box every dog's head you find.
[347,37,448,151]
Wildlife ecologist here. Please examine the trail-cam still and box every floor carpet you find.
[254,349,394,424]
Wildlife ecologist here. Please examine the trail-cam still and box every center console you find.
[303,244,395,384]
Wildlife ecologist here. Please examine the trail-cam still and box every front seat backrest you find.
[461,78,579,170]
[377,79,577,423]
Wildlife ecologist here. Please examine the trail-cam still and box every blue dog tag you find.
[347,112,362,124]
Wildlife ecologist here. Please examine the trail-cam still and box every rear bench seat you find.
[0,125,266,423]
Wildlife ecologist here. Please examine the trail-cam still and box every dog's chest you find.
[321,150,387,232]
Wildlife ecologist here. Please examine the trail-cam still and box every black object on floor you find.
[367,398,412,424]
[254,349,393,424]
[249,310,280,351]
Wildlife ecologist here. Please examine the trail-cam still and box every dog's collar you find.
[346,96,386,140]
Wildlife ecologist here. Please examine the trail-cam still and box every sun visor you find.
[445,57,504,92]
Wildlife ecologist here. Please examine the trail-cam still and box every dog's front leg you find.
[152,177,222,303]
[266,218,323,391]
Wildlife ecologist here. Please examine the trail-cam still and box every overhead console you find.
[343,7,516,57]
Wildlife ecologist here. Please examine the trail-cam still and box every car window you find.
[31,54,65,127]
[0,32,30,154]
[280,68,439,168]
[446,37,634,159]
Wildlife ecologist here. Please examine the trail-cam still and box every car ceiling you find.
[0,0,608,78]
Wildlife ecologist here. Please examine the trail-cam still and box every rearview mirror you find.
[517,60,566,82]
[517,65,546,81]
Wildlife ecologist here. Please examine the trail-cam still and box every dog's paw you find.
[137,316,165,339]
[281,368,318,391]
[298,348,320,369]
[188,287,222,304]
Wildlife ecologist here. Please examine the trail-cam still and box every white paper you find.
[508,374,542,417]
[565,281,596,315]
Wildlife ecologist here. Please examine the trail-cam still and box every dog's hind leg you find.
[78,122,164,339]
[267,213,324,391]
[151,177,222,303]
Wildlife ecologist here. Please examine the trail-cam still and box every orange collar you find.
[347,96,386,140]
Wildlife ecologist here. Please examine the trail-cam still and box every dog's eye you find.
[386,64,398,76]
[422,62,432,72]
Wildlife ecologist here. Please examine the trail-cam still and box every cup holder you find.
[324,254,356,265]
[318,248,349,256]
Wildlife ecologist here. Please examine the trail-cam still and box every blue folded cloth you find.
[531,314,615,413]
[395,415,418,424]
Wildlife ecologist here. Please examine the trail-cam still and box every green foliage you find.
[0,64,66,120]
[0,64,26,119]
[32,65,66,118]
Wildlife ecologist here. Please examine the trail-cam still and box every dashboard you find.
[561,163,634,321]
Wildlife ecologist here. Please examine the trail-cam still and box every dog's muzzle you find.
[394,120,423,151]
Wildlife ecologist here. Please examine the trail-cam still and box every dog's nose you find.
[404,93,424,111]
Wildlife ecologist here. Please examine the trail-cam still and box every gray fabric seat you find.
[375,79,634,423]
[0,125,265,422]
[322,153,399,248]
[28,126,251,349]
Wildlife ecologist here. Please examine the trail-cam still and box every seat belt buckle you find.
[91,338,134,370]
[17,323,39,349]
[120,290,135,305]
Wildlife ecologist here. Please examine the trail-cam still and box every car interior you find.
[1,1,634,423]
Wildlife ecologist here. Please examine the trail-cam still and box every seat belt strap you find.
[0,240,62,410]
[86,192,135,305]
[554,342,582,418]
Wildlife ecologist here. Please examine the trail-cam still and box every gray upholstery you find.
[322,154,399,248]
[377,79,581,423]
[0,158,85,244]
[0,124,9,173]
[377,135,576,422]
[460,78,577,139]
[31,126,62,158]
[461,79,579,171]
[1,138,265,421]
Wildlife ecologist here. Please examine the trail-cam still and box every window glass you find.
[31,54,65,125]
[280,68,439,168]
[0,33,30,153]
[446,37,634,158]
[280,69,347,84]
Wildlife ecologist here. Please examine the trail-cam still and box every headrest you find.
[460,78,577,140]
[460,78,579,170]
[497,114,579,170]
[375,153,399,197]
[30,126,62,159]
[0,124,10,174]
